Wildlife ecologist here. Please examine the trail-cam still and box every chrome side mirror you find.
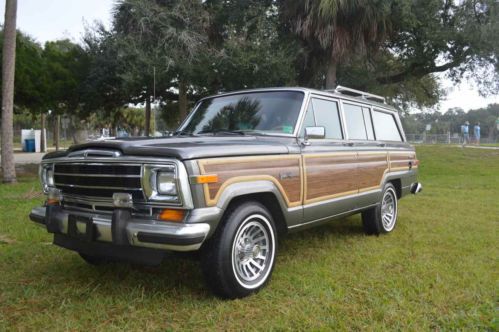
[303,126,326,146]
[305,126,325,139]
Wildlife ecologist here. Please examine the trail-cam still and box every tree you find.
[43,39,91,144]
[0,31,50,149]
[111,0,209,135]
[280,0,498,108]
[280,0,392,89]
[1,0,17,183]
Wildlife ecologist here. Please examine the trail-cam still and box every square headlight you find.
[157,171,177,195]
[39,164,55,193]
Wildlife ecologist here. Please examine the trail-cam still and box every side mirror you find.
[304,126,325,140]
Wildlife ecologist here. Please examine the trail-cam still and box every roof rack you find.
[324,85,386,104]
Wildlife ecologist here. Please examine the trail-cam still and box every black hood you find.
[43,135,297,160]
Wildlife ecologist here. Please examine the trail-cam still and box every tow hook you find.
[410,182,423,194]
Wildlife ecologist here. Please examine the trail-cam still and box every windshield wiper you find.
[197,130,247,136]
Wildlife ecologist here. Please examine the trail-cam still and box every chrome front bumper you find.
[29,206,211,252]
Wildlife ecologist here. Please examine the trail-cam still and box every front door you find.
[300,96,358,222]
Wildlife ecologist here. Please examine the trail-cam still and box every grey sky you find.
[1,0,497,112]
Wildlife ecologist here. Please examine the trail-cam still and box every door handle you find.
[377,143,386,147]
[343,142,354,147]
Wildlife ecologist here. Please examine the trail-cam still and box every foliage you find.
[278,0,498,107]
[0,31,47,113]
[43,40,90,117]
[111,0,209,102]
[280,0,393,88]
[4,0,499,129]
[1,146,498,329]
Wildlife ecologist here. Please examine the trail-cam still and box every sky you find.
[0,0,498,113]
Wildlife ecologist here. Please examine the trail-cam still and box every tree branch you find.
[376,50,473,84]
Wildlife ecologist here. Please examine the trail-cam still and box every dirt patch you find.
[0,234,16,245]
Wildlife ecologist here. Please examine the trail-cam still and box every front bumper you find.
[29,206,214,252]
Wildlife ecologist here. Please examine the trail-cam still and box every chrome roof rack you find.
[324,85,386,104]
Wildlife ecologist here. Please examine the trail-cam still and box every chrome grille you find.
[53,163,144,201]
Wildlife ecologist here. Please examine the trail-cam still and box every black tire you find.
[361,183,398,235]
[200,201,277,299]
[78,253,111,265]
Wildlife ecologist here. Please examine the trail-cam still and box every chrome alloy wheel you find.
[231,214,275,289]
[381,188,397,232]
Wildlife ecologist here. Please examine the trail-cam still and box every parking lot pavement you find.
[0,152,45,164]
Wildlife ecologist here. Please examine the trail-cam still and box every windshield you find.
[179,91,304,135]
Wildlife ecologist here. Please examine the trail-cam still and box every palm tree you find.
[1,0,18,183]
[281,0,392,89]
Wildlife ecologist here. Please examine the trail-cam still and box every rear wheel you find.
[362,183,398,235]
[201,201,277,299]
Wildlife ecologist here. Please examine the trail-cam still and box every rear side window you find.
[306,98,343,139]
[343,104,367,140]
[372,110,402,141]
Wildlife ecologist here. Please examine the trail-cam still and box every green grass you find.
[0,146,497,330]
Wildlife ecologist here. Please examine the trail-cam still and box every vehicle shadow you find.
[30,216,365,300]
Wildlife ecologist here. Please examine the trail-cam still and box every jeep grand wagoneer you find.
[30,86,422,298]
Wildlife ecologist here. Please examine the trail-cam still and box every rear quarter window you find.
[372,110,403,142]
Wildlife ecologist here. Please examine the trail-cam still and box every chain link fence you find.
[406,133,498,145]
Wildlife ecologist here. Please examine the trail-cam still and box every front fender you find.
[216,180,289,213]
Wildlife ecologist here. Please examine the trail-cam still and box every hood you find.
[43,135,295,160]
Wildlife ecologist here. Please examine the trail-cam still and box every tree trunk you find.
[325,59,337,90]
[1,0,17,183]
[178,80,188,122]
[55,115,60,151]
[40,112,46,152]
[145,97,151,137]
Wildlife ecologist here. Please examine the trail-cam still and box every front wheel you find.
[362,183,398,235]
[201,201,277,299]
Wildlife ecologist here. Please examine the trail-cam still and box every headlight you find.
[157,171,177,195]
[143,165,180,203]
[142,162,193,209]
[39,164,55,193]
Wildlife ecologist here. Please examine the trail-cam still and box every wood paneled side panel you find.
[199,156,302,207]
[357,153,388,189]
[390,151,416,171]
[305,154,357,201]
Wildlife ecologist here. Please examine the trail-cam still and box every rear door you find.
[341,102,389,208]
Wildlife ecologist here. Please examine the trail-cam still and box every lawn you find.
[0,146,497,330]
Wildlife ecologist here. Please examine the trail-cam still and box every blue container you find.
[25,138,35,152]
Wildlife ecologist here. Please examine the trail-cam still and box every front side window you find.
[307,98,343,139]
[372,110,403,141]
[180,91,304,135]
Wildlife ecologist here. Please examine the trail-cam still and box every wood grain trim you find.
[198,155,302,208]
[303,152,358,204]
[303,151,391,204]
[197,150,416,208]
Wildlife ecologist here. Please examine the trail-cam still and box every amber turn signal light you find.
[46,188,62,205]
[46,198,60,205]
[158,209,185,222]
[192,174,218,184]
